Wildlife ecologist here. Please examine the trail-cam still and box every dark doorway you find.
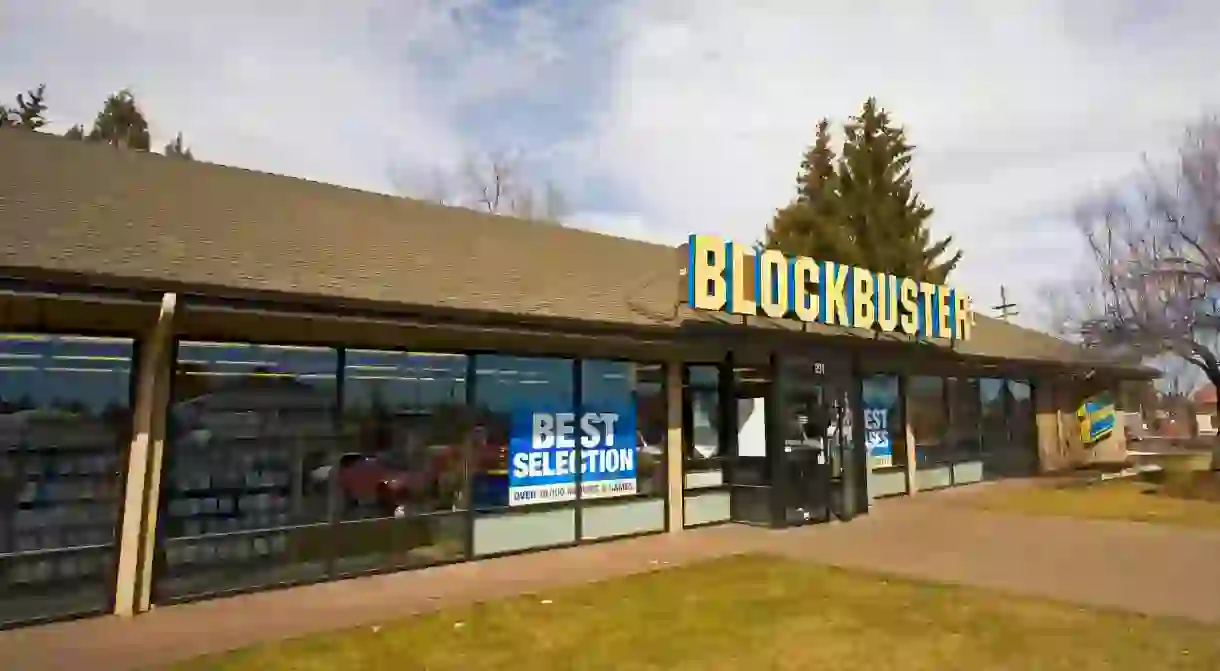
[773,356,862,526]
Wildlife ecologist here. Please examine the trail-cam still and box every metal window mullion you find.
[326,347,345,578]
[573,359,583,542]
[464,355,476,559]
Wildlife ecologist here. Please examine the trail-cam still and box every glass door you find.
[778,384,832,525]
[774,356,859,526]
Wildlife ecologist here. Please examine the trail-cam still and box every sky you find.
[2,0,1219,332]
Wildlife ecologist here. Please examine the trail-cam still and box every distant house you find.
[1192,385,1218,436]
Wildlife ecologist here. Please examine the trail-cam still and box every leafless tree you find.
[396,150,568,223]
[1061,116,1220,416]
[457,150,568,222]
[1040,274,1097,341]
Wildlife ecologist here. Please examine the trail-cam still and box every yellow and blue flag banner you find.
[1077,394,1116,444]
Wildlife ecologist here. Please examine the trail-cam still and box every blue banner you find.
[507,408,637,506]
[863,406,893,467]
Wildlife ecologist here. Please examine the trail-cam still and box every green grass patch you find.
[971,472,1220,528]
[170,555,1220,671]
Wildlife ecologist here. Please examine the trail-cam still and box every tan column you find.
[1034,379,1064,473]
[904,384,918,495]
[904,422,918,494]
[666,361,684,532]
[114,293,177,616]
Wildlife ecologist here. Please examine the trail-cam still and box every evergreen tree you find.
[0,84,49,131]
[163,131,194,160]
[764,119,861,266]
[838,98,960,283]
[63,124,85,140]
[763,98,961,283]
[87,89,151,150]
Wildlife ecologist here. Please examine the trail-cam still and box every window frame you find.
[155,336,675,604]
[0,329,142,626]
[681,363,728,492]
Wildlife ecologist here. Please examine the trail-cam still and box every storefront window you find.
[335,350,470,574]
[0,334,133,626]
[1008,380,1034,448]
[683,365,722,490]
[157,342,339,601]
[979,378,1009,451]
[948,377,981,459]
[578,360,667,539]
[469,355,576,512]
[469,355,576,555]
[908,376,946,467]
[581,360,666,499]
[861,375,903,469]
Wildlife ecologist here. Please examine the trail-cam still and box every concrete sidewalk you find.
[768,495,1220,624]
[3,490,1220,670]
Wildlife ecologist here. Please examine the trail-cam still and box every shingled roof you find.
[0,130,1151,376]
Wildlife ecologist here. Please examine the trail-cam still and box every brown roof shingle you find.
[0,130,1153,376]
[0,130,679,327]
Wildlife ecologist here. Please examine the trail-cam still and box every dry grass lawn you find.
[171,555,1220,671]
[970,471,1220,529]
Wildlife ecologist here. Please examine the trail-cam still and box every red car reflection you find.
[314,453,432,515]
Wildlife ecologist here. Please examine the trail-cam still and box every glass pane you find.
[330,512,469,576]
[684,371,723,490]
[1008,380,1034,447]
[979,378,1008,451]
[581,361,666,499]
[862,375,902,469]
[948,377,981,460]
[686,365,719,388]
[156,342,339,601]
[157,526,328,598]
[908,376,946,467]
[0,334,133,625]
[471,355,574,512]
[341,351,470,520]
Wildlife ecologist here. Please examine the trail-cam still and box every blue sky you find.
[2,0,1219,332]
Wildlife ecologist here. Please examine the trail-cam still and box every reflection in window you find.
[948,377,981,458]
[342,351,469,517]
[334,351,471,574]
[157,342,339,601]
[470,355,574,511]
[1008,380,1034,448]
[977,379,1039,477]
[0,334,133,626]
[862,375,903,469]
[979,378,1009,451]
[908,376,946,467]
[683,365,722,489]
[581,361,666,499]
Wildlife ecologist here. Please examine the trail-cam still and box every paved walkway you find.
[3,488,1220,670]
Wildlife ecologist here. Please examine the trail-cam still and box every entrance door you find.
[776,365,856,526]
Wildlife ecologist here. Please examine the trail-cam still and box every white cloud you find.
[581,0,1220,326]
[0,0,563,190]
[3,0,1219,332]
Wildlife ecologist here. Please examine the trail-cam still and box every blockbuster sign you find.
[685,234,975,341]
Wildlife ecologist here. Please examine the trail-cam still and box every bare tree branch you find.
[416,149,568,223]
[1060,115,1220,413]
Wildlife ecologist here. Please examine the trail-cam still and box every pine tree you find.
[763,98,962,283]
[0,84,49,131]
[764,118,861,267]
[87,89,151,150]
[163,131,195,160]
[837,97,960,283]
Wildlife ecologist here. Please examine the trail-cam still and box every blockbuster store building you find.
[0,130,1151,628]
